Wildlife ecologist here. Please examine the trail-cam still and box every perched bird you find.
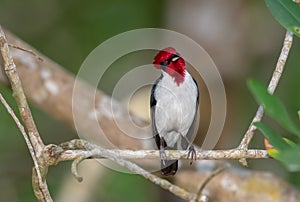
[151,47,199,176]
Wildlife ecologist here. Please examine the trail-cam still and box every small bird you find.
[151,47,199,176]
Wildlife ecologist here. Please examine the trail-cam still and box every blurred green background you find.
[0,1,299,201]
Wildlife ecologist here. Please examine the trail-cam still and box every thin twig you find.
[70,142,198,201]
[238,31,294,154]
[0,26,51,202]
[108,153,197,201]
[8,43,43,62]
[195,164,228,201]
[71,157,85,182]
[0,93,39,174]
[0,93,51,202]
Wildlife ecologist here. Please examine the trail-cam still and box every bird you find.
[150,47,199,176]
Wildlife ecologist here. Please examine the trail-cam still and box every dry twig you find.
[56,142,268,162]
[0,93,47,197]
[8,43,43,62]
[0,26,44,154]
[238,31,294,165]
[195,164,228,202]
[73,141,198,201]
[0,26,51,202]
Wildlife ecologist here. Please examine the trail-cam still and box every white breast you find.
[154,71,198,147]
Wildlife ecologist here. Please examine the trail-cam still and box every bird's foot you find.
[187,145,197,165]
[160,149,167,166]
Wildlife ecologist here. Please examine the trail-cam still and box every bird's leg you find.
[181,134,197,165]
[187,145,197,165]
[160,139,167,166]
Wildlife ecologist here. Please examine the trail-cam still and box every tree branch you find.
[54,139,269,162]
[0,26,52,202]
[58,148,268,161]
[238,31,294,164]
[0,26,45,154]
[195,164,228,202]
[46,140,269,202]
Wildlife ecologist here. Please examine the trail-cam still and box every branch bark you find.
[55,139,268,162]
[176,168,300,202]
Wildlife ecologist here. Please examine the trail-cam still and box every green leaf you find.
[265,0,300,37]
[254,122,290,151]
[283,137,297,147]
[277,146,300,172]
[247,79,300,137]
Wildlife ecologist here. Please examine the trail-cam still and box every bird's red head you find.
[153,47,186,86]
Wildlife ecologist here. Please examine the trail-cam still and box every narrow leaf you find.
[247,79,300,137]
[265,0,300,37]
[277,146,300,172]
[254,122,290,151]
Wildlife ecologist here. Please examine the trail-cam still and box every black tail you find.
[161,160,178,176]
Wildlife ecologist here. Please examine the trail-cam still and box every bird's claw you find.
[187,145,197,165]
[160,150,167,166]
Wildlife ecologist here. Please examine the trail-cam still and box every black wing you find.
[193,77,200,107]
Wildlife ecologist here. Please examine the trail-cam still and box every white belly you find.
[154,71,198,147]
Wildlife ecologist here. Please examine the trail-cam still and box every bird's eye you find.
[160,60,170,66]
